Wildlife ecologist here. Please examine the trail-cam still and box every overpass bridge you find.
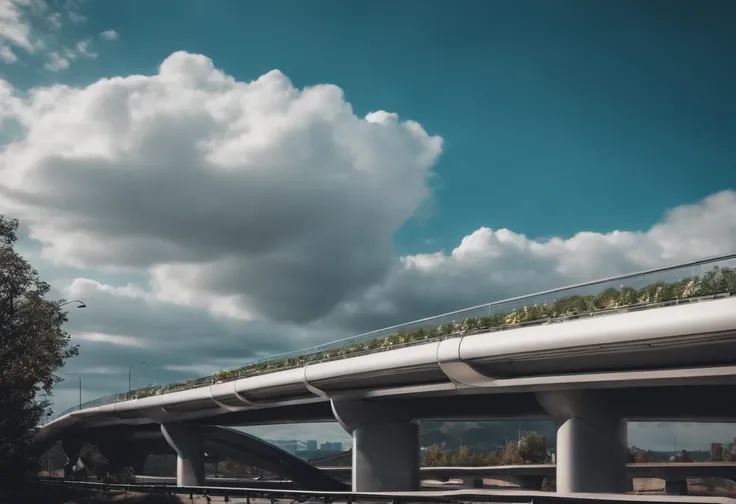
[39,254,736,495]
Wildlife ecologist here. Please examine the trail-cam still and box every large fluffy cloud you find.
[0,51,443,323]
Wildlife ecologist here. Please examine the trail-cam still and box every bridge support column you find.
[161,423,205,487]
[664,479,689,495]
[61,438,84,480]
[332,399,419,492]
[537,390,627,494]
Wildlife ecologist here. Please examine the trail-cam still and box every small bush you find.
[100,465,136,484]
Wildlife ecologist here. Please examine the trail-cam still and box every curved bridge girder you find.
[199,425,347,491]
[60,424,347,491]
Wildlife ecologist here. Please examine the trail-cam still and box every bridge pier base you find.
[537,390,628,494]
[161,423,205,487]
[332,399,419,492]
[665,479,689,495]
[61,438,84,480]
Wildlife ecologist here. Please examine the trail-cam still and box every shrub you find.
[518,432,549,464]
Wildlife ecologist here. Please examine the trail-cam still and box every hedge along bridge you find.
[53,252,736,417]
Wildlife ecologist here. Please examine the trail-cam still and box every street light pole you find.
[60,299,87,309]
[128,361,146,392]
[65,373,82,410]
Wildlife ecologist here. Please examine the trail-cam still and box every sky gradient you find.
[1,0,735,451]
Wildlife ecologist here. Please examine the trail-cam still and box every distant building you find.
[711,443,723,461]
[320,441,343,452]
[268,439,307,455]
[307,440,318,451]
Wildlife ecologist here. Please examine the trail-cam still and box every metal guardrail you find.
[49,252,736,422]
[34,478,736,504]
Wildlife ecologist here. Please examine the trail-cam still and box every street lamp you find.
[60,299,86,309]
[65,373,82,410]
[128,361,146,392]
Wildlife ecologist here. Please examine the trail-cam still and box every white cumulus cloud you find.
[0,0,42,55]
[43,38,96,71]
[0,51,443,323]
[99,29,118,41]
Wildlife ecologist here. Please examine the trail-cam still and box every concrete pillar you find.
[664,480,689,495]
[161,423,205,487]
[61,438,84,480]
[537,390,628,494]
[331,399,420,492]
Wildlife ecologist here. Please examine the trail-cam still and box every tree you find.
[723,439,736,462]
[518,432,549,464]
[0,215,79,490]
[500,441,523,465]
[675,450,693,463]
[628,446,652,463]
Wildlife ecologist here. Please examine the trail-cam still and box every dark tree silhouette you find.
[0,215,79,490]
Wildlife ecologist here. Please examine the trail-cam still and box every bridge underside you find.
[195,384,736,426]
[57,383,736,493]
[66,424,347,491]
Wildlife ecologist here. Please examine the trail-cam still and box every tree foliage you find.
[421,432,549,467]
[674,449,694,463]
[0,215,79,490]
[518,432,549,464]
[628,446,653,463]
[719,438,736,462]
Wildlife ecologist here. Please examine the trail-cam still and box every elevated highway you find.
[38,255,736,495]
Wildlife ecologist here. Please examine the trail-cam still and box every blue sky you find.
[1,0,736,450]
[6,0,735,254]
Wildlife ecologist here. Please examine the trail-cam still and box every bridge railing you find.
[48,253,736,422]
[32,477,735,504]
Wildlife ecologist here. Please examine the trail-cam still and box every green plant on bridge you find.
[129,266,736,401]
[421,431,549,467]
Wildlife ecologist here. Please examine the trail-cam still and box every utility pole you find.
[66,373,82,409]
[128,361,146,392]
